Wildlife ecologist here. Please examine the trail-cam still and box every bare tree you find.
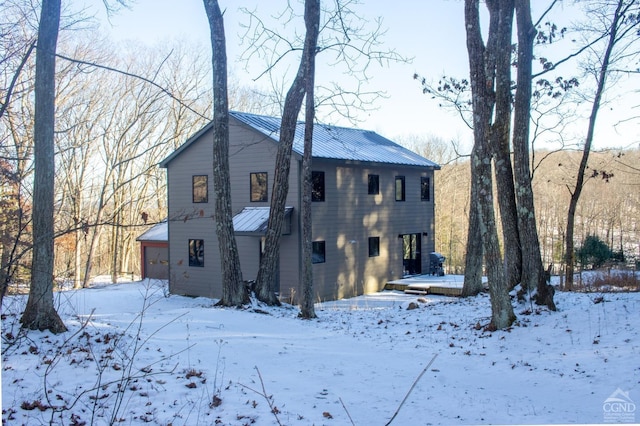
[20,0,66,333]
[564,0,640,289]
[254,0,319,305]
[203,0,247,306]
[299,0,320,319]
[464,0,516,329]
[512,0,556,309]
[461,151,484,297]
[245,1,406,305]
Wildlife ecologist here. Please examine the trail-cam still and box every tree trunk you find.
[475,140,515,330]
[513,0,556,310]
[203,0,247,306]
[464,0,515,329]
[493,139,522,288]
[564,0,624,291]
[485,0,522,288]
[489,0,521,290]
[255,0,318,305]
[299,0,320,319]
[20,0,67,333]
[73,204,83,289]
[461,146,484,297]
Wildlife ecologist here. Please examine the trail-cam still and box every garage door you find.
[145,246,169,280]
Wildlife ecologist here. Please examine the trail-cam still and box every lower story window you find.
[368,237,380,257]
[312,241,326,264]
[189,239,204,267]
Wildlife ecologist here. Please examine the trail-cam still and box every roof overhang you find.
[233,206,294,236]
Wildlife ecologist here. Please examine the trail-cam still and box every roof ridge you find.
[229,110,376,134]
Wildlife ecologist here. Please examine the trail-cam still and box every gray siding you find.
[166,126,219,298]
[165,116,436,303]
[166,118,302,299]
[228,119,301,299]
[310,161,436,301]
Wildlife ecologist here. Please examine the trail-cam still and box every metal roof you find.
[230,111,440,168]
[160,111,441,169]
[233,206,294,236]
[136,221,168,242]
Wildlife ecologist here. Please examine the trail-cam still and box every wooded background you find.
[423,145,640,277]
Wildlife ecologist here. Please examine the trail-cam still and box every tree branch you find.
[55,52,209,121]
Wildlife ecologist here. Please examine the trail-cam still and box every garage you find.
[136,221,169,280]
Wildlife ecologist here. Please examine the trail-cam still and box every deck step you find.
[385,275,467,297]
[403,285,463,297]
[404,289,429,295]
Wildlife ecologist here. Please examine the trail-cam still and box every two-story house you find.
[159,111,440,303]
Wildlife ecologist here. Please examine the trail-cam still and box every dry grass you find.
[573,269,640,293]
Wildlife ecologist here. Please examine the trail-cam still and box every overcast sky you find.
[81,0,638,151]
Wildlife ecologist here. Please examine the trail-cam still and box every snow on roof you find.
[233,206,293,236]
[231,111,441,168]
[136,221,168,242]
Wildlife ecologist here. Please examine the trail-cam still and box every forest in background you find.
[429,146,640,278]
[0,31,275,292]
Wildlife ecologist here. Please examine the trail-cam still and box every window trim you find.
[250,172,269,202]
[395,176,406,202]
[368,174,380,195]
[312,171,325,202]
[188,239,204,267]
[368,236,380,257]
[192,175,208,203]
[421,176,431,201]
[312,240,326,264]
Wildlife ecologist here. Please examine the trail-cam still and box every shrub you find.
[576,235,613,269]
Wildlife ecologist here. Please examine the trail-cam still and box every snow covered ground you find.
[2,277,639,425]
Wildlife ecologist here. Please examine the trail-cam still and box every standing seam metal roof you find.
[232,206,293,235]
[160,111,441,169]
[229,111,440,168]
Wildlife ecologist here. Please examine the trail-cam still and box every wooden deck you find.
[385,275,466,296]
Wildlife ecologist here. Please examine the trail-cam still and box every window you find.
[421,177,431,201]
[312,171,325,202]
[395,176,405,201]
[188,239,204,267]
[368,237,380,257]
[192,175,208,203]
[368,174,379,195]
[312,241,326,263]
[250,172,268,202]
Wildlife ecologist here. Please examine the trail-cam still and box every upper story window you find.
[395,176,405,202]
[368,174,380,195]
[312,171,325,202]
[192,175,208,203]
[421,177,431,201]
[189,239,204,267]
[250,172,268,202]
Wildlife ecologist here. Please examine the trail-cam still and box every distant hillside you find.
[435,148,640,274]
